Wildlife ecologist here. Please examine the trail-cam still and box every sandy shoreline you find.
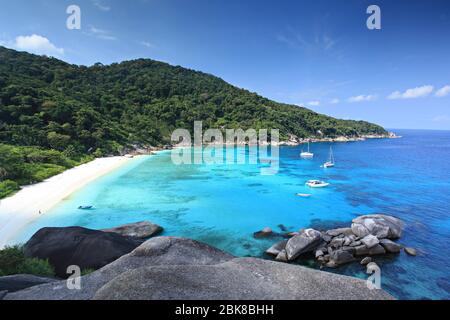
[0,156,136,248]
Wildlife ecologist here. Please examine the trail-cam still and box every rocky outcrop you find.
[379,239,402,253]
[285,229,322,261]
[361,235,379,248]
[327,250,355,267]
[265,240,288,256]
[266,214,407,269]
[5,237,393,300]
[0,274,57,293]
[5,237,233,300]
[351,214,403,239]
[101,221,163,239]
[93,258,393,300]
[24,227,143,277]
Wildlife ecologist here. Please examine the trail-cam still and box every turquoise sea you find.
[13,129,450,299]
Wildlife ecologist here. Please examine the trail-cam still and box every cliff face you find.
[3,236,393,300]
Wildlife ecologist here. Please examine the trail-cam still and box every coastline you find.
[172,132,400,148]
[0,156,137,248]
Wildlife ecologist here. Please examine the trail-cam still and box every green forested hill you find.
[0,45,387,197]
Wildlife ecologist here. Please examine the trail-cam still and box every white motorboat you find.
[306,180,330,188]
[300,142,314,158]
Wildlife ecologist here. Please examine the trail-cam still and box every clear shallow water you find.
[13,129,450,299]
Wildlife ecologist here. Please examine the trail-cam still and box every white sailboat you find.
[322,146,335,168]
[300,141,314,158]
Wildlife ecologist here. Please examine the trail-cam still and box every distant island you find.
[0,46,389,198]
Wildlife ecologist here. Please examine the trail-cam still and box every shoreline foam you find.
[0,156,136,247]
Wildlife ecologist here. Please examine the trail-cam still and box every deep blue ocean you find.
[13,129,450,299]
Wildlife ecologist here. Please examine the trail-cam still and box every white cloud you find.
[276,31,339,53]
[435,85,450,97]
[10,34,64,57]
[308,100,320,106]
[432,115,450,122]
[139,41,156,48]
[348,95,377,103]
[87,26,116,40]
[388,85,434,99]
[92,0,111,11]
[330,98,340,104]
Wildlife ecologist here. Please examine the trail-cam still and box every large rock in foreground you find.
[7,237,233,300]
[101,221,163,239]
[0,274,57,293]
[6,237,393,300]
[24,227,142,278]
[93,258,393,300]
[351,214,404,239]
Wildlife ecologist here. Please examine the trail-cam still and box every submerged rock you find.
[404,247,417,256]
[101,221,163,239]
[360,257,372,265]
[24,227,142,278]
[253,227,274,239]
[285,229,322,261]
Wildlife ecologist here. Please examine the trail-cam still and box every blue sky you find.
[1,0,449,130]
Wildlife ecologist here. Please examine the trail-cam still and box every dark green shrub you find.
[0,180,20,198]
[0,245,55,277]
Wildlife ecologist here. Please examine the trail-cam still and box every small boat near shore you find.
[78,205,94,210]
[306,180,329,188]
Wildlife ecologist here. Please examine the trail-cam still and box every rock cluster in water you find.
[264,214,414,268]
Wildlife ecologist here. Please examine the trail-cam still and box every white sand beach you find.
[0,156,135,248]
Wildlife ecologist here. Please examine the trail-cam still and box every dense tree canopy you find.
[0,46,387,197]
